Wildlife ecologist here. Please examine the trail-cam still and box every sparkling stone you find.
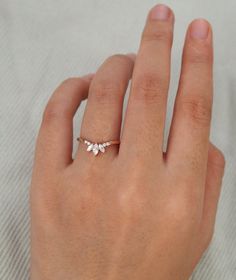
[93,148,99,156]
[87,144,93,151]
[99,144,105,153]
[92,144,99,156]
[106,142,110,146]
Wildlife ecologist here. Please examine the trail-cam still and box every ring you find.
[77,137,120,156]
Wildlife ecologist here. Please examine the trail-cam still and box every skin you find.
[30,4,225,280]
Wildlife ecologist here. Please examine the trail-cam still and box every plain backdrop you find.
[0,0,236,279]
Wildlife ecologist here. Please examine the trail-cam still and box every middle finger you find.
[121,4,174,160]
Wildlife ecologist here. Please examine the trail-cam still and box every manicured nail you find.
[150,4,171,21]
[82,73,94,81]
[126,53,136,61]
[190,19,209,39]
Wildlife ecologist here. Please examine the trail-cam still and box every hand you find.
[30,4,225,280]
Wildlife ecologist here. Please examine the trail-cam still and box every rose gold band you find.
[77,137,120,145]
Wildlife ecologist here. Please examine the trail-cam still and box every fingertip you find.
[148,4,175,22]
[188,19,212,40]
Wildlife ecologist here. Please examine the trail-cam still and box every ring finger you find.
[76,54,134,160]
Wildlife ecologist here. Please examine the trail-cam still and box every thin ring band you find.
[77,137,120,156]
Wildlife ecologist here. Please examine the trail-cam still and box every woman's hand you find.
[30,4,225,280]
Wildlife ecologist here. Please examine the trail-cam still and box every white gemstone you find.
[87,144,93,151]
[92,144,99,156]
[93,148,99,156]
[87,141,91,145]
[93,144,98,149]
[99,144,105,153]
[106,142,110,146]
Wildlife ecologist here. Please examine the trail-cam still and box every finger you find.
[77,54,134,159]
[199,143,225,250]
[121,4,174,160]
[35,75,92,170]
[166,19,213,186]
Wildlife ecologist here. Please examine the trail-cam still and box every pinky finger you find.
[34,75,93,171]
[198,143,225,250]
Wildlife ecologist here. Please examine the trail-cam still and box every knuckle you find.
[210,148,226,171]
[59,77,83,90]
[180,95,212,126]
[60,77,76,87]
[42,102,61,123]
[118,186,147,218]
[166,195,199,232]
[132,73,167,104]
[142,25,173,44]
[106,54,131,65]
[214,149,226,168]
[42,100,69,124]
[91,79,124,104]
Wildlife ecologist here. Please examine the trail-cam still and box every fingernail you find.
[126,53,136,61]
[82,73,94,81]
[150,4,171,21]
[190,19,209,39]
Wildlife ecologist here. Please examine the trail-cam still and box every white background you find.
[0,0,236,279]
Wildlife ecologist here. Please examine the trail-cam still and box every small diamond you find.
[92,144,99,156]
[99,144,105,153]
[92,147,99,156]
[87,144,93,151]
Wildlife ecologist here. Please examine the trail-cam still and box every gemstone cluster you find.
[84,140,111,156]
